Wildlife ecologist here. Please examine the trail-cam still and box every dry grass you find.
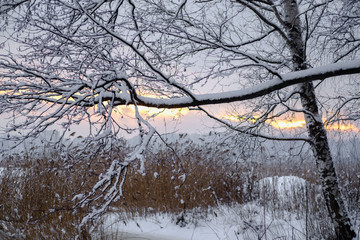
[0,136,359,239]
[112,140,258,221]
[0,157,95,239]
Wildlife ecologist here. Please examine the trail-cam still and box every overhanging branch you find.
[130,59,360,108]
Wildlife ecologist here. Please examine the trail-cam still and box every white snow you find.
[258,175,308,201]
[95,176,318,240]
[97,203,310,240]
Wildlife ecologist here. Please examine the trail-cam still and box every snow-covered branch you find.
[2,59,359,110]
[133,60,360,108]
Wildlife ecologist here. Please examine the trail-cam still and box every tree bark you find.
[283,1,355,239]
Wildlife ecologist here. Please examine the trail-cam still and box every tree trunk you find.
[283,1,355,239]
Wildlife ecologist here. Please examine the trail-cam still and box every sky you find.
[0,1,359,141]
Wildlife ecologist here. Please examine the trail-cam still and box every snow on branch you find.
[133,60,360,108]
[2,59,359,111]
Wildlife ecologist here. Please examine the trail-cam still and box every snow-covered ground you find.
[94,176,329,240]
[97,203,309,240]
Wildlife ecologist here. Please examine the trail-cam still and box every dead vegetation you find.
[0,136,359,239]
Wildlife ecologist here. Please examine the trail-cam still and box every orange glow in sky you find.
[325,122,359,132]
[116,93,189,119]
[270,120,306,129]
[223,115,258,123]
[117,105,189,119]
[224,115,359,132]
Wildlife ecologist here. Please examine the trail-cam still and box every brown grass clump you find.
[0,139,129,239]
[115,140,259,220]
[0,156,94,239]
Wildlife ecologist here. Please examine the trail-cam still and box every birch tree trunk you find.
[283,1,355,239]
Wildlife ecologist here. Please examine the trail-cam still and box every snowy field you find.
[98,203,308,240]
[94,176,357,240]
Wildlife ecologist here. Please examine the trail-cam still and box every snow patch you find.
[258,175,308,201]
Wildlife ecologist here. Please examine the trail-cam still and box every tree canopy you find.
[1,0,359,238]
